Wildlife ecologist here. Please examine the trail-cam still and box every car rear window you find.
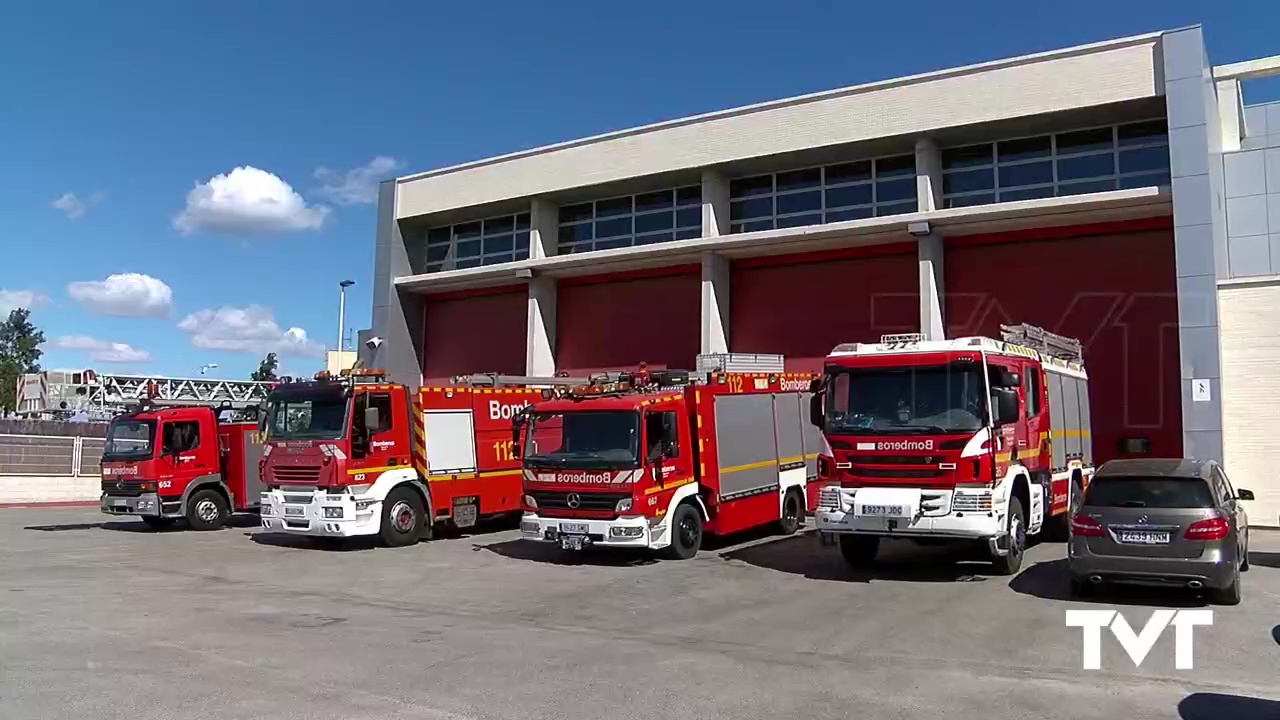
[1084,476,1216,509]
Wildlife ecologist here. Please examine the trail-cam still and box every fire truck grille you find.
[529,491,629,511]
[272,466,322,484]
[856,455,941,465]
[101,480,146,496]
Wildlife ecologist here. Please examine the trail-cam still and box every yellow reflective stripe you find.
[719,459,779,475]
[346,465,403,476]
[644,477,696,495]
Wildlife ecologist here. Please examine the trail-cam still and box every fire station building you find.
[369,27,1280,525]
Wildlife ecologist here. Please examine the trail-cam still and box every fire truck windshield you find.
[265,385,349,441]
[523,410,640,470]
[824,363,986,435]
[103,419,156,460]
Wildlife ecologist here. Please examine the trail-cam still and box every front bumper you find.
[101,492,162,517]
[1068,540,1237,589]
[519,512,663,549]
[259,487,381,538]
[814,485,1004,540]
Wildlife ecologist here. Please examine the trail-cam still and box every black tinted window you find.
[1084,477,1215,509]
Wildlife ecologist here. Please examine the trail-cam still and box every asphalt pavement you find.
[3,507,1279,720]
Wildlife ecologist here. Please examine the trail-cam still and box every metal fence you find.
[0,434,105,477]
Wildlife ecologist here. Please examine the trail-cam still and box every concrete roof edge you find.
[393,31,1166,187]
[1213,55,1280,82]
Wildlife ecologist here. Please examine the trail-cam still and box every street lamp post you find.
[338,280,355,355]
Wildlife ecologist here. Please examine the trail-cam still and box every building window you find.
[421,213,531,273]
[941,119,1170,208]
[728,154,917,234]
[557,186,702,254]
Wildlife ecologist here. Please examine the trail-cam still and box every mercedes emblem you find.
[566,493,581,509]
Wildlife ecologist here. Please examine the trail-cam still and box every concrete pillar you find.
[701,170,730,238]
[526,276,557,376]
[915,137,943,212]
[529,198,559,259]
[701,252,730,355]
[918,234,945,341]
[370,180,425,388]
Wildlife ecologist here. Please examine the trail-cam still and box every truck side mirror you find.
[364,406,381,433]
[809,393,824,428]
[510,411,527,459]
[991,389,1018,426]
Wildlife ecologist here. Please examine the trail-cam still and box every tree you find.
[251,352,279,382]
[0,308,46,412]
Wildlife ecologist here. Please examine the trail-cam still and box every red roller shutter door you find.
[731,246,919,373]
[557,270,700,376]
[944,220,1181,463]
[422,289,527,385]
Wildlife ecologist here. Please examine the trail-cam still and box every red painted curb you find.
[0,500,99,509]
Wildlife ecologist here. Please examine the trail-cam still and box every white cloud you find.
[52,335,150,364]
[51,192,87,219]
[177,305,324,358]
[0,289,49,314]
[173,166,330,235]
[67,273,173,318]
[312,156,403,206]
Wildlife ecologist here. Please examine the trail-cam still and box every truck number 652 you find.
[158,481,172,489]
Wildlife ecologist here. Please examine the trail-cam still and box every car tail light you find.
[1185,514,1229,541]
[1070,513,1105,537]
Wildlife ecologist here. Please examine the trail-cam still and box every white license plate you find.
[860,504,906,517]
[1118,531,1170,545]
[561,535,586,551]
[284,506,305,517]
[560,522,589,535]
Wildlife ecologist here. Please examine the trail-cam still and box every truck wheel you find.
[777,489,803,536]
[141,516,175,530]
[379,487,424,548]
[186,489,229,531]
[990,496,1026,576]
[838,535,879,567]
[661,503,702,560]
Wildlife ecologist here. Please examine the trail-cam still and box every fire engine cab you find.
[100,400,264,530]
[513,364,825,559]
[809,324,1094,575]
[258,368,584,547]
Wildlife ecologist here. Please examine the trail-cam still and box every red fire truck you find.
[258,369,584,547]
[513,366,825,559]
[810,324,1093,575]
[100,401,265,530]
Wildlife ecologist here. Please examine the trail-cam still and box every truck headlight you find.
[615,497,632,512]
[610,526,644,538]
[261,505,273,516]
[523,494,537,509]
[324,507,343,519]
[520,521,540,535]
[354,500,375,511]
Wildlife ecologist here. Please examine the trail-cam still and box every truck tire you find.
[141,516,175,530]
[661,503,703,560]
[776,489,803,536]
[990,496,1026,576]
[1045,473,1082,542]
[838,535,879,567]
[379,487,424,548]
[186,488,229,531]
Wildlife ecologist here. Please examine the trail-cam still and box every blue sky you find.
[1,1,1277,380]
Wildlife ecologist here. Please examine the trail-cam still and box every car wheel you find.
[186,489,229,531]
[990,497,1026,576]
[1211,570,1242,606]
[838,535,879,567]
[661,503,702,560]
[776,489,802,536]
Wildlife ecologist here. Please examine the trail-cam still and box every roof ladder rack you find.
[999,323,1083,363]
[449,373,590,387]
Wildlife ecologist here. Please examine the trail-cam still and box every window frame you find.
[161,420,200,455]
[556,185,703,255]
[940,119,1170,209]
[419,212,532,274]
